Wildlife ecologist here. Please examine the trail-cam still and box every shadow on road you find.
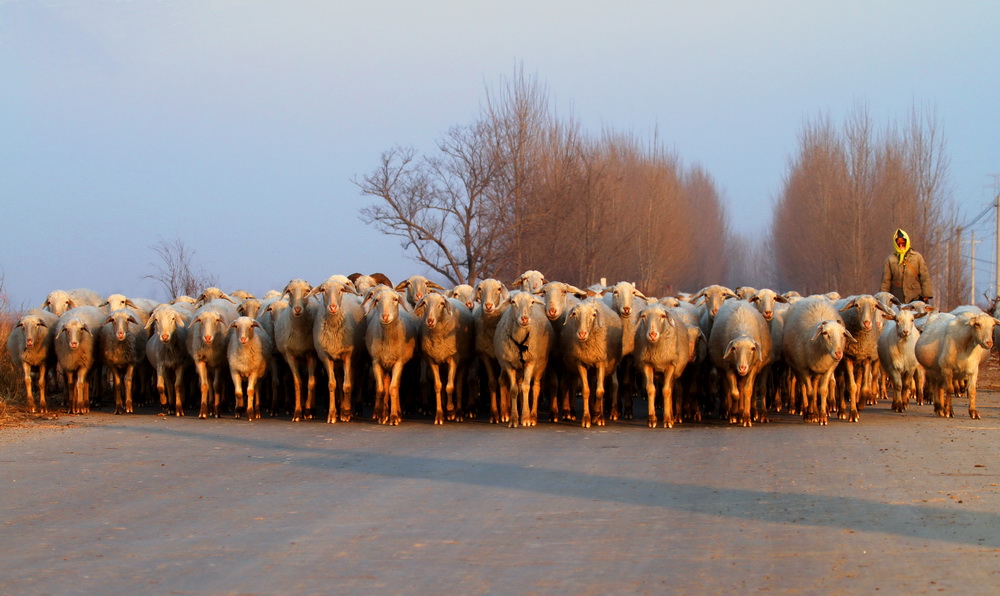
[117,422,1000,549]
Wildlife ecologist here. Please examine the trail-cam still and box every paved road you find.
[3,396,1000,595]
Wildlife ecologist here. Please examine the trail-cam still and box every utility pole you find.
[970,230,982,305]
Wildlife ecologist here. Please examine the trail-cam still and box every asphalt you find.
[3,395,1000,595]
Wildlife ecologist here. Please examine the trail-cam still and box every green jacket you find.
[880,249,934,304]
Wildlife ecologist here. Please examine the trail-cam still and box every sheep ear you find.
[345,281,359,294]
[228,321,238,330]
[413,297,427,317]
[427,281,444,290]
[875,301,895,317]
[510,275,524,287]
[304,286,323,299]
[844,328,858,344]
[252,319,262,329]
[144,317,156,331]
[221,292,236,303]
[839,298,858,312]
[127,315,139,326]
[394,280,410,292]
[565,285,587,298]
[810,323,827,342]
[125,298,139,309]
[104,316,115,325]
[913,311,929,320]
[754,340,763,362]
[724,339,737,358]
[634,289,647,300]
[68,298,80,309]
[175,314,186,328]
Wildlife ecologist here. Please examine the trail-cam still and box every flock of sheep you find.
[7,270,998,428]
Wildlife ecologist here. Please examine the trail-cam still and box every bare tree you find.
[144,237,219,300]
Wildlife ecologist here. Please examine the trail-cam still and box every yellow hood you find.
[894,228,911,264]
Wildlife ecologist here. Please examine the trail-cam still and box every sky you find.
[2,0,999,308]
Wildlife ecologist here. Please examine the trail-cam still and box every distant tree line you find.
[357,71,967,306]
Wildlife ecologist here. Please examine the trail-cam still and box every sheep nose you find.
[622,307,631,316]
[548,308,558,318]
[381,314,392,324]
[161,334,170,342]
[69,341,79,349]
[484,303,494,313]
[763,311,773,321]
[26,339,34,348]
[520,317,530,326]
[117,332,126,341]
[240,336,249,344]
[427,319,436,328]
[648,332,659,342]
[293,307,303,316]
[204,335,213,344]
[834,349,843,360]
[737,364,749,375]
[577,331,588,340]
[328,304,339,314]
[863,320,872,330]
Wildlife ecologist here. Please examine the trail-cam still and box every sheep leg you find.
[388,361,405,426]
[578,365,591,429]
[80,366,92,413]
[504,367,520,428]
[517,364,534,428]
[321,356,339,424]
[593,366,607,427]
[303,355,316,420]
[431,363,445,425]
[194,361,211,419]
[529,368,543,427]
[445,359,458,422]
[124,365,135,414]
[247,373,260,420]
[173,366,186,417]
[340,355,354,423]
[36,362,49,414]
[842,359,859,422]
[663,366,678,429]
[561,372,578,422]
[285,355,306,422]
[21,362,37,414]
[643,365,658,428]
[231,370,245,418]
[816,371,834,426]
[211,368,224,418]
[968,372,981,420]
[890,371,905,413]
[371,363,386,423]
[740,370,757,427]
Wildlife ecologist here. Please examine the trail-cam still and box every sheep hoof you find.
[339,414,351,423]
[389,414,401,426]
[581,415,591,429]
[970,409,981,420]
[434,413,444,425]
[742,419,752,428]
[326,415,337,424]
[664,419,675,429]
[648,417,658,429]
[818,415,829,426]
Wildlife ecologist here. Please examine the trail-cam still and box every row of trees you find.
[359,72,968,307]
[356,69,729,296]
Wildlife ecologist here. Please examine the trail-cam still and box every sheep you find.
[348,272,393,295]
[473,278,511,423]
[230,289,256,301]
[781,297,856,425]
[559,298,624,429]
[708,300,772,427]
[42,288,104,316]
[363,286,419,425]
[691,284,737,339]
[52,305,106,414]
[237,298,263,319]
[835,294,895,420]
[749,288,790,411]
[226,316,273,420]
[535,281,588,421]
[662,300,708,422]
[394,275,445,308]
[494,291,556,428]
[447,284,476,311]
[272,279,319,421]
[144,304,191,415]
[877,308,927,413]
[195,287,236,307]
[734,286,758,301]
[512,270,547,293]
[601,281,647,419]
[915,308,999,419]
[414,291,474,424]
[99,308,147,414]
[257,298,290,416]
[187,299,239,418]
[308,276,367,423]
[633,303,692,428]
[6,309,59,413]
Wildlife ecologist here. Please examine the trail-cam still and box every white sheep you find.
[6,310,59,413]
[535,281,588,421]
[559,298,623,429]
[273,279,318,421]
[877,308,927,413]
[601,281,647,420]
[99,308,147,414]
[144,304,191,415]
[633,303,692,428]
[42,288,104,316]
[447,284,476,311]
[414,291,474,424]
[52,305,107,414]
[187,298,239,418]
[915,308,999,419]
[256,297,289,416]
[195,287,237,307]
[473,278,511,423]
[308,276,367,423]
[835,294,895,420]
[226,316,273,421]
[494,291,556,428]
[394,275,445,308]
[363,286,419,425]
[781,297,856,425]
[708,300,772,427]
[511,270,547,293]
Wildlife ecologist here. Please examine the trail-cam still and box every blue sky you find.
[2,0,999,307]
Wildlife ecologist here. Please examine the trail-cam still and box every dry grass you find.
[0,282,27,421]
